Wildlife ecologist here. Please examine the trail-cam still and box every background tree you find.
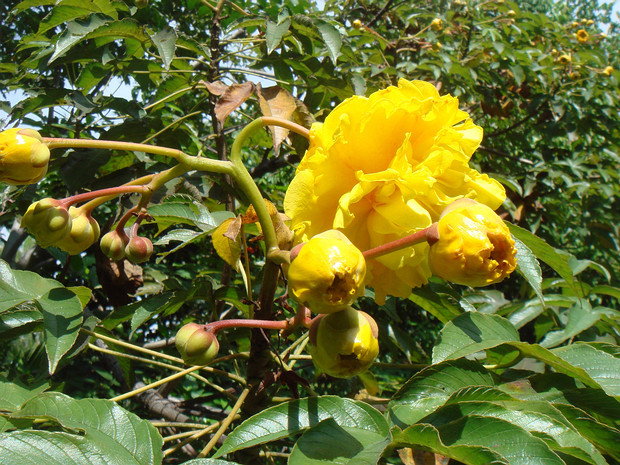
[1,0,619,464]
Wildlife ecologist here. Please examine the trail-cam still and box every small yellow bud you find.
[352,19,363,29]
[287,230,366,314]
[175,323,219,366]
[431,42,443,51]
[586,19,594,26]
[0,128,50,185]
[309,307,379,379]
[100,229,130,261]
[600,33,607,39]
[603,66,613,76]
[55,207,101,255]
[506,9,516,17]
[575,29,589,43]
[21,198,71,247]
[571,21,580,28]
[428,199,517,287]
[431,18,443,32]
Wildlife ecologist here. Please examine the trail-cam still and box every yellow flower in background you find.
[575,29,589,43]
[603,66,613,76]
[0,128,50,185]
[428,199,516,287]
[284,79,506,303]
[287,230,366,313]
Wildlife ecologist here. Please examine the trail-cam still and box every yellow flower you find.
[431,18,443,32]
[603,66,613,76]
[0,128,50,185]
[309,306,379,378]
[575,29,589,43]
[287,230,366,313]
[284,79,506,303]
[428,199,516,286]
[558,53,571,65]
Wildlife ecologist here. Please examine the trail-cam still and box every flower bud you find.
[100,229,130,261]
[287,230,366,314]
[124,235,153,263]
[21,198,71,247]
[431,18,443,32]
[55,207,101,255]
[603,66,613,76]
[175,323,220,366]
[352,19,362,29]
[0,128,50,185]
[309,307,379,378]
[428,199,517,287]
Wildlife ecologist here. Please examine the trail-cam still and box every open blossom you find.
[284,79,505,303]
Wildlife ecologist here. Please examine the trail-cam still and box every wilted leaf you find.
[214,82,255,125]
[201,80,229,96]
[256,84,299,154]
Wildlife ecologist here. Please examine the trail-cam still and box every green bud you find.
[100,229,130,261]
[124,235,153,263]
[21,198,72,247]
[175,323,220,366]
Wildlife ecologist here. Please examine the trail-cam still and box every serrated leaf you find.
[12,392,163,465]
[0,430,108,465]
[315,19,342,64]
[265,16,291,54]
[0,376,49,411]
[432,312,520,364]
[49,14,111,64]
[552,343,620,397]
[288,418,389,465]
[38,287,84,374]
[389,359,496,426]
[256,84,299,154]
[36,0,118,35]
[507,223,579,297]
[212,218,242,271]
[150,26,177,71]
[513,236,544,304]
[215,396,387,458]
[407,287,462,324]
[540,301,600,348]
[391,424,507,465]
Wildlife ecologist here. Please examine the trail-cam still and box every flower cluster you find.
[284,79,507,303]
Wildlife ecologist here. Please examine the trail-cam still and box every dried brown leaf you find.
[256,84,299,154]
[215,82,255,124]
[201,80,229,96]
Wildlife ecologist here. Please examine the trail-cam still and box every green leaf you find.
[265,16,291,54]
[389,359,496,425]
[147,201,216,233]
[539,301,600,348]
[400,415,565,465]
[432,312,520,364]
[552,343,620,397]
[37,0,118,35]
[12,392,163,465]
[315,20,342,64]
[288,418,389,465]
[38,287,84,374]
[590,284,620,300]
[0,376,49,411]
[0,430,108,465]
[49,14,111,64]
[513,236,544,304]
[215,396,387,458]
[507,223,579,297]
[407,287,462,324]
[183,460,242,465]
[150,26,177,71]
[391,424,507,465]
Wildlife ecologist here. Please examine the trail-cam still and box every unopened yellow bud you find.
[506,9,516,17]
[309,307,379,378]
[55,207,101,255]
[352,19,363,29]
[21,198,71,246]
[431,18,443,32]
[603,66,613,76]
[431,42,442,51]
[0,128,50,185]
[428,199,517,287]
[175,323,219,366]
[557,53,571,65]
[287,230,366,313]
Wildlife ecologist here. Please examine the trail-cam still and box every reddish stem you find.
[61,185,151,208]
[206,318,289,334]
[362,226,434,260]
